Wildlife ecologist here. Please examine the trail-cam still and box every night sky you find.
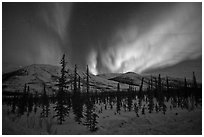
[2,2,202,81]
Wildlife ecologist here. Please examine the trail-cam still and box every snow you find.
[2,104,201,135]
[3,64,130,94]
[3,64,198,94]
[2,64,202,135]
[2,93,202,135]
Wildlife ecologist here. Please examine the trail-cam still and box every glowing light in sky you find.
[88,3,201,75]
[88,50,98,75]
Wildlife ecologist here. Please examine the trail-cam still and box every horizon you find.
[3,57,202,83]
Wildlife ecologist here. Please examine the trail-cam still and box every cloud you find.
[3,3,73,66]
[88,3,201,75]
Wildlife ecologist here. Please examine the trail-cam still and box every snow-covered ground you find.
[2,64,202,135]
[2,98,202,135]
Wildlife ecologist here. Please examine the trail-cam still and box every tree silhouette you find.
[134,103,139,117]
[53,54,70,124]
[166,76,169,91]
[147,90,154,113]
[40,84,50,118]
[17,83,28,116]
[33,91,38,114]
[150,75,153,91]
[127,94,132,111]
[158,74,162,92]
[139,77,144,97]
[27,92,33,117]
[74,64,77,93]
[72,94,84,124]
[11,94,17,114]
[142,105,145,115]
[192,72,197,89]
[117,83,120,92]
[116,93,121,114]
[86,65,90,94]
[83,97,99,132]
[78,76,81,92]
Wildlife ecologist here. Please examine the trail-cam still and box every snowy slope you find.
[3,64,61,94]
[3,64,199,94]
[2,64,129,94]
[97,73,122,80]
[107,72,199,90]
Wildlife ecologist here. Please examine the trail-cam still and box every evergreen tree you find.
[11,94,17,114]
[166,76,169,91]
[184,77,189,98]
[192,72,198,89]
[150,75,153,91]
[139,78,144,92]
[155,77,158,90]
[33,91,38,114]
[162,104,167,115]
[27,92,33,117]
[53,54,69,124]
[139,77,144,97]
[148,80,151,91]
[148,90,154,113]
[78,76,81,92]
[23,83,27,95]
[40,84,50,118]
[90,111,99,132]
[74,64,77,92]
[142,105,145,115]
[127,95,132,111]
[83,97,99,132]
[72,94,83,124]
[86,65,90,94]
[116,93,121,114]
[17,83,28,116]
[117,83,120,92]
[158,74,161,92]
[184,77,187,89]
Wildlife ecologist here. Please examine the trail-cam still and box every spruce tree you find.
[148,80,151,91]
[184,77,188,97]
[184,77,187,89]
[150,75,153,91]
[74,64,77,92]
[192,72,198,89]
[166,76,169,91]
[158,74,161,92]
[78,76,81,92]
[86,65,89,94]
[117,83,120,92]
[139,77,144,97]
[40,83,50,118]
[53,54,69,124]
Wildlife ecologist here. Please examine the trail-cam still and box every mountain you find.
[97,73,122,80]
[3,64,60,94]
[108,71,200,90]
[2,64,128,94]
[143,57,202,83]
[3,64,200,95]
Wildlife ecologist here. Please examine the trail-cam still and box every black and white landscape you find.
[2,2,202,135]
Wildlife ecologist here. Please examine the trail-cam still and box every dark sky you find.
[2,2,202,80]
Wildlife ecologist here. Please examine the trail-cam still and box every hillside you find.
[2,64,128,94]
[3,64,200,95]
